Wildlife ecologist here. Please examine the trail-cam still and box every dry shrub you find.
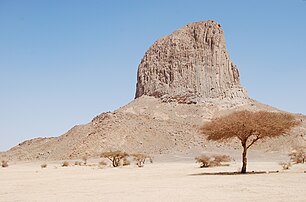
[100,151,129,167]
[279,162,291,170]
[1,160,8,168]
[195,154,231,168]
[213,155,231,165]
[195,155,211,168]
[41,164,47,169]
[74,161,82,166]
[122,158,130,166]
[82,156,88,165]
[289,147,306,164]
[131,153,153,167]
[62,161,69,167]
[99,161,107,167]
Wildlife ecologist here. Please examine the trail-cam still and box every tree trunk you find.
[112,158,117,167]
[241,142,247,173]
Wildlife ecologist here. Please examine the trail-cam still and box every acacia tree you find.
[100,151,129,167]
[200,110,300,173]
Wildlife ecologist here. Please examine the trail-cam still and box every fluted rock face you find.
[135,20,248,103]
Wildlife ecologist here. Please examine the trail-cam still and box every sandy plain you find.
[1,155,306,202]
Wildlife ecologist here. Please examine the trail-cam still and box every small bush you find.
[100,151,129,167]
[41,164,47,169]
[289,147,306,164]
[74,161,82,166]
[279,162,291,170]
[82,156,88,165]
[195,154,231,168]
[99,161,107,166]
[213,155,231,164]
[131,153,153,167]
[1,160,8,168]
[62,161,69,167]
[195,155,211,168]
[122,158,130,166]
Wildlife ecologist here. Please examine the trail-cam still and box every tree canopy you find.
[201,110,299,149]
[200,110,300,173]
[100,151,129,167]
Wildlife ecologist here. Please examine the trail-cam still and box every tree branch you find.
[237,136,243,142]
[247,136,261,149]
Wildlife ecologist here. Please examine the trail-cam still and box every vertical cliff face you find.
[135,20,248,103]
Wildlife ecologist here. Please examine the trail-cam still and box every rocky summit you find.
[135,20,248,104]
[1,20,305,161]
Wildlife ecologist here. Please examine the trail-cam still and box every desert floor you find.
[1,157,306,202]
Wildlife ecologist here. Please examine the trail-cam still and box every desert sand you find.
[1,155,306,202]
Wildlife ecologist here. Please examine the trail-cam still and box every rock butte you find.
[1,20,305,161]
[135,20,248,104]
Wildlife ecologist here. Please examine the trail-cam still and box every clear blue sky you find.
[0,0,305,151]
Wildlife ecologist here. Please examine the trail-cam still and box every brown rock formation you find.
[135,20,247,103]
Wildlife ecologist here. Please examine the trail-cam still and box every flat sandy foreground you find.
[1,158,306,202]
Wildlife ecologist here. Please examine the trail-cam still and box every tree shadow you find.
[190,171,279,176]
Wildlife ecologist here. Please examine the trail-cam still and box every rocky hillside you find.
[1,20,305,161]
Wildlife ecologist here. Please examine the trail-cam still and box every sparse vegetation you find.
[41,164,47,169]
[132,153,153,167]
[279,162,291,170]
[195,154,231,168]
[195,155,210,168]
[62,161,69,167]
[99,161,107,167]
[289,147,306,164]
[213,154,231,166]
[201,110,300,173]
[74,161,82,166]
[122,157,130,166]
[100,151,129,167]
[82,156,88,165]
[1,160,8,168]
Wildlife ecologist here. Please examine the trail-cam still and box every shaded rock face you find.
[135,20,248,103]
